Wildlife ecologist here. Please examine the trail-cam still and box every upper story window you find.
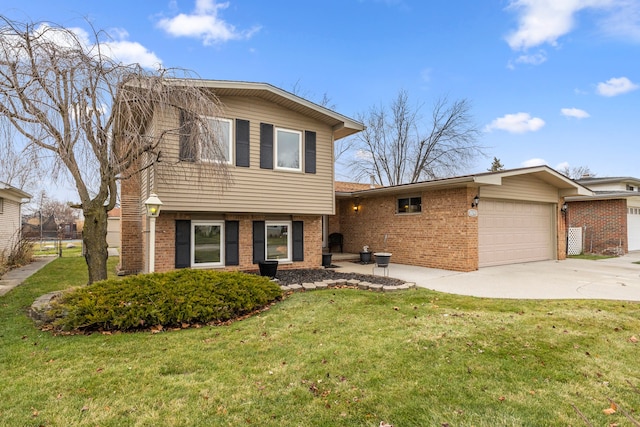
[202,117,232,164]
[179,112,233,164]
[397,196,421,214]
[275,128,302,171]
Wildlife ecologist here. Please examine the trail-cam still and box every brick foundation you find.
[338,187,479,272]
[122,210,323,274]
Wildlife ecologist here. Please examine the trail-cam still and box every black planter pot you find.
[373,252,392,268]
[322,253,333,268]
[359,251,372,264]
[258,260,278,279]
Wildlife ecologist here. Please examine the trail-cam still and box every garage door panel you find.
[479,200,554,267]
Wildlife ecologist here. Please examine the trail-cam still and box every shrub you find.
[0,232,33,278]
[47,269,283,332]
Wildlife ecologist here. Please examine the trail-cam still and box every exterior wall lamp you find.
[144,193,163,273]
[353,203,360,213]
[471,195,480,208]
[561,202,568,214]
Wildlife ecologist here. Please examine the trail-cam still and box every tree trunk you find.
[82,207,109,284]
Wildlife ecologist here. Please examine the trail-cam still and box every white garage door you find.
[628,205,640,251]
[479,200,555,267]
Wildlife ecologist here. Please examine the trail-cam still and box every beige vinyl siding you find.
[154,96,335,215]
[480,175,559,203]
[0,196,21,254]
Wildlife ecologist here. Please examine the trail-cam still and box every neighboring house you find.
[0,181,31,255]
[119,80,364,274]
[22,214,60,240]
[107,208,120,248]
[565,176,640,254]
[331,166,591,272]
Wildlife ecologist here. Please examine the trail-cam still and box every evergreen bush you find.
[47,269,282,332]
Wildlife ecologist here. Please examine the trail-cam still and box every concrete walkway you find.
[0,256,57,297]
[335,252,640,301]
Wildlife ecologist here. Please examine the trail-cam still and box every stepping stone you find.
[357,282,370,290]
[314,282,329,289]
[368,284,383,292]
[383,286,400,292]
[302,283,317,290]
[288,284,303,292]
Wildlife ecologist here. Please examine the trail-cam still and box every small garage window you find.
[397,197,421,214]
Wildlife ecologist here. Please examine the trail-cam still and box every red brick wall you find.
[566,199,628,255]
[557,199,567,260]
[151,212,323,273]
[118,174,144,275]
[338,187,479,272]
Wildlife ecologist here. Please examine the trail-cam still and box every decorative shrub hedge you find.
[47,269,283,332]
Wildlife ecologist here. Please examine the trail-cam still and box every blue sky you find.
[2,0,639,199]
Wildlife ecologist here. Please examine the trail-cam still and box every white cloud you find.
[522,158,548,167]
[9,24,161,69]
[596,76,639,96]
[156,0,260,45]
[561,107,590,119]
[516,50,548,65]
[505,0,615,50]
[597,0,640,42]
[485,112,545,133]
[507,50,548,69]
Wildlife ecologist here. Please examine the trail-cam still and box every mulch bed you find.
[271,268,405,287]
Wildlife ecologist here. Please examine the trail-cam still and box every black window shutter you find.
[252,221,266,264]
[179,110,196,162]
[304,131,316,174]
[260,123,273,169]
[236,119,250,167]
[225,220,239,266]
[175,220,191,268]
[292,221,304,261]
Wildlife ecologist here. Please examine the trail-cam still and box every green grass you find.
[1,257,640,426]
[568,253,616,260]
[32,240,84,257]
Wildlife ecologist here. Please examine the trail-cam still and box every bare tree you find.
[560,165,595,180]
[0,18,229,283]
[351,90,483,186]
[0,118,40,192]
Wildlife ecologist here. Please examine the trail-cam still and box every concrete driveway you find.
[335,252,640,301]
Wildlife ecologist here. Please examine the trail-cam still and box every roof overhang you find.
[336,165,592,198]
[0,182,32,203]
[566,192,640,202]
[167,79,365,140]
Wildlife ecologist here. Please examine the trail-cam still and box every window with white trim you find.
[397,196,422,213]
[266,221,291,261]
[191,221,224,267]
[275,128,302,171]
[201,117,232,163]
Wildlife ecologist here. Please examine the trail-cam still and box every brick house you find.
[0,181,31,255]
[330,166,590,272]
[565,177,640,254]
[118,80,364,274]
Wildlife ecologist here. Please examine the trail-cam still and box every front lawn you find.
[1,257,639,426]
